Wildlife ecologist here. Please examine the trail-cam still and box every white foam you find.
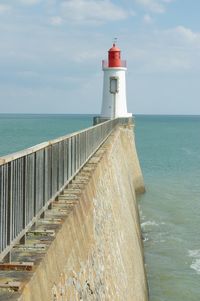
[188,250,200,275]
[141,220,159,228]
[190,259,200,274]
[188,249,200,258]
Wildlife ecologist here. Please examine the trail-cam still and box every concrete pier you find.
[0,123,148,301]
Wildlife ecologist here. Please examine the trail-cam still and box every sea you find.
[0,114,200,300]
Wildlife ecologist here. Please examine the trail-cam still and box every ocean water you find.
[0,114,200,300]
[135,115,200,301]
[0,114,93,156]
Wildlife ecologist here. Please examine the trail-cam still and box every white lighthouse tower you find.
[101,43,132,119]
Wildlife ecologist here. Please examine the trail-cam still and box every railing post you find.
[20,156,26,244]
[6,162,12,262]
[33,152,37,217]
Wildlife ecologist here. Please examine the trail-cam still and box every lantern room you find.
[108,43,121,67]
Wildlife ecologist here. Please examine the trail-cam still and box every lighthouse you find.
[100,43,132,119]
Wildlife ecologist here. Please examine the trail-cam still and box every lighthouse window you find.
[110,77,119,94]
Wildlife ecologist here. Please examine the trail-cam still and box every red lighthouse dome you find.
[108,43,121,67]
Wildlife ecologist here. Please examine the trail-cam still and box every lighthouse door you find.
[109,77,119,94]
[109,77,119,118]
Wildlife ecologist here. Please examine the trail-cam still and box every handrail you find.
[102,60,127,69]
[0,117,131,261]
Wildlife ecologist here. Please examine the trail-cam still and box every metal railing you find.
[0,117,131,261]
[102,60,127,69]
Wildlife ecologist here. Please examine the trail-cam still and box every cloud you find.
[0,4,11,13]
[124,25,200,74]
[60,0,128,25]
[163,26,200,48]
[50,16,63,26]
[143,14,154,24]
[19,0,42,5]
[162,0,174,3]
[145,54,191,72]
[173,26,199,43]
[135,0,172,13]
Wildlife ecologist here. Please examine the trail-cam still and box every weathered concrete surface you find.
[0,125,148,301]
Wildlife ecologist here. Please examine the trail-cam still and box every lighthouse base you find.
[93,116,133,126]
[93,116,109,125]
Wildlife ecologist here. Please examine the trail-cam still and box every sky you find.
[0,0,200,115]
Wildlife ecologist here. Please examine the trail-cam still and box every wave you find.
[188,249,200,258]
[142,237,149,242]
[141,220,159,228]
[190,259,200,275]
[188,249,200,275]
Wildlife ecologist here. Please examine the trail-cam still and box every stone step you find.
[0,262,34,271]
[0,281,23,292]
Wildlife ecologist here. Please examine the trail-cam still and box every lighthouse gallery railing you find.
[0,117,130,261]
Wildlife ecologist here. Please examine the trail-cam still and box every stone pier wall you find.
[7,125,148,301]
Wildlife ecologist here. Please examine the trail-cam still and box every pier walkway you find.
[0,118,129,263]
